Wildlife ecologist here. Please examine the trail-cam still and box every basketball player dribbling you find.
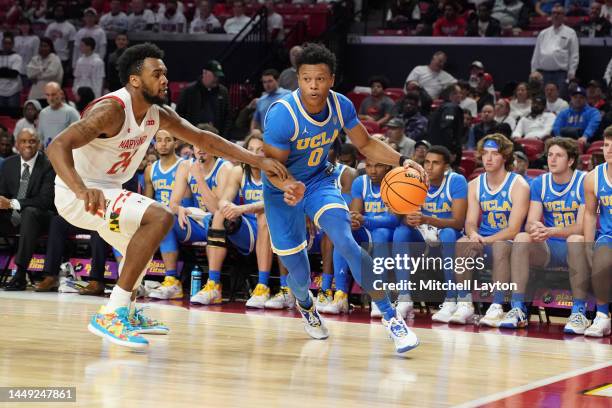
[262,43,425,353]
[47,43,287,349]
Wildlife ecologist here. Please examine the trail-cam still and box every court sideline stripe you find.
[452,360,612,408]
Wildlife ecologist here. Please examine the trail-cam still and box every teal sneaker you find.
[88,306,149,349]
[129,307,170,335]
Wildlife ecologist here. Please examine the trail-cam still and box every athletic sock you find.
[279,274,288,287]
[105,285,132,312]
[297,294,313,310]
[571,298,586,315]
[258,271,270,286]
[492,290,505,305]
[457,290,472,302]
[374,297,396,321]
[510,293,526,313]
[596,303,610,316]
[208,270,221,284]
[321,273,333,292]
[335,271,348,293]
[165,269,178,278]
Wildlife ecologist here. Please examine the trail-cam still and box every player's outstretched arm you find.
[159,107,287,180]
[47,99,125,215]
[583,171,598,242]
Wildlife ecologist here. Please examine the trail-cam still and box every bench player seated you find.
[162,143,232,304]
[453,134,530,326]
[502,137,588,331]
[582,126,612,337]
[331,158,400,316]
[201,133,274,308]
[143,129,193,299]
[392,146,468,323]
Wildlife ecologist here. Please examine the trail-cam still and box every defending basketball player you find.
[47,43,287,349]
[502,138,588,331]
[452,134,530,327]
[582,126,612,337]
[392,146,468,323]
[262,43,425,353]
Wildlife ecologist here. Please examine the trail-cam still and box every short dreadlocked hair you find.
[295,43,336,75]
[117,43,164,86]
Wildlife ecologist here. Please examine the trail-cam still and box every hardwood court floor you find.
[0,292,610,408]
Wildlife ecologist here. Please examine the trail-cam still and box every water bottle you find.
[190,266,202,297]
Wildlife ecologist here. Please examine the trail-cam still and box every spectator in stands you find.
[24,0,47,22]
[469,103,500,148]
[512,150,531,183]
[545,82,569,114]
[158,0,187,33]
[0,33,23,114]
[405,51,457,99]
[512,95,556,139]
[358,76,395,126]
[190,0,222,33]
[100,0,129,32]
[565,0,590,16]
[73,8,107,70]
[553,86,601,143]
[224,0,253,35]
[510,82,532,120]
[387,0,421,29]
[491,0,527,28]
[579,2,611,37]
[527,71,545,98]
[45,5,76,80]
[106,32,128,92]
[15,19,40,76]
[386,117,416,157]
[466,1,502,37]
[177,60,231,136]
[38,82,80,148]
[34,215,108,293]
[279,45,302,91]
[494,98,517,130]
[251,69,290,131]
[412,139,431,165]
[0,128,55,291]
[426,83,464,166]
[474,72,495,112]
[433,1,467,36]
[27,38,63,107]
[602,0,612,21]
[73,37,105,98]
[13,100,41,139]
[74,87,95,113]
[468,60,485,89]
[462,108,473,146]
[587,80,606,110]
[401,80,433,116]
[128,0,156,31]
[0,132,13,160]
[458,80,477,116]
[531,5,579,97]
[266,0,285,41]
[535,0,558,16]
[397,91,428,140]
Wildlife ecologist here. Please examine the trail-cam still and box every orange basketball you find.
[380,167,428,214]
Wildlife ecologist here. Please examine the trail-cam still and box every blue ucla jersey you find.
[239,171,263,222]
[422,171,468,219]
[189,158,231,210]
[595,163,612,238]
[531,170,585,241]
[263,90,359,189]
[478,172,520,237]
[351,175,387,217]
[150,158,183,206]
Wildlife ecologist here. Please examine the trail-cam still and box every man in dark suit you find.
[0,128,55,290]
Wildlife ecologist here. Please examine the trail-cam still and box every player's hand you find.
[468,232,485,244]
[284,181,305,206]
[530,225,549,242]
[76,188,106,216]
[177,206,191,229]
[0,196,10,210]
[350,211,364,229]
[404,211,423,227]
[221,202,242,220]
[402,158,428,186]
[261,157,288,181]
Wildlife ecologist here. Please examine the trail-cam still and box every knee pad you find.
[223,216,242,235]
[207,228,227,248]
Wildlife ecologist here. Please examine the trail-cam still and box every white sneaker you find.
[382,311,419,353]
[190,280,222,305]
[396,301,414,320]
[371,302,382,318]
[563,313,590,335]
[315,289,333,313]
[479,303,505,328]
[245,283,270,308]
[264,287,295,309]
[432,301,458,323]
[449,302,475,325]
[584,312,611,338]
[499,307,528,329]
[296,292,329,340]
[325,290,349,314]
[148,276,183,300]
